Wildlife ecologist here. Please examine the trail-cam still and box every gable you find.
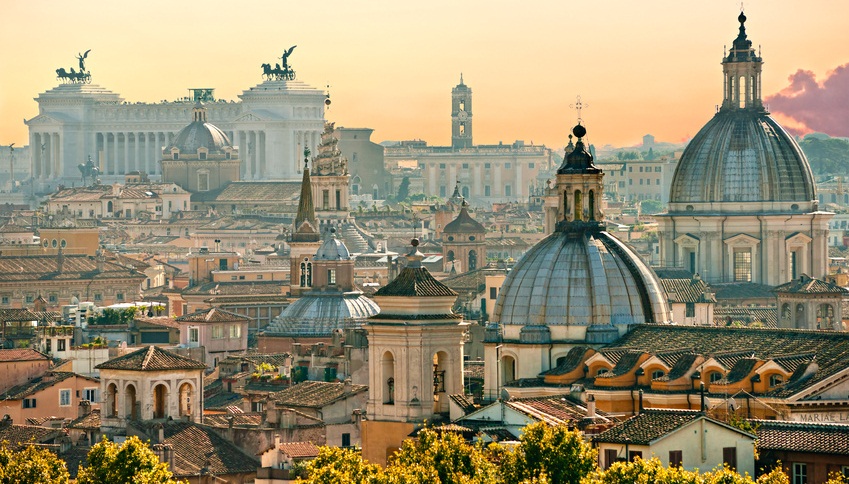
[724,233,761,246]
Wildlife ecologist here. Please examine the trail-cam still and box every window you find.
[1,296,8,305]
[792,463,807,484]
[490,287,497,299]
[733,249,752,282]
[116,293,124,302]
[439,163,446,169]
[723,447,737,470]
[189,327,199,344]
[604,449,618,470]
[94,293,102,302]
[342,433,351,447]
[769,374,784,388]
[57,339,66,351]
[529,162,535,169]
[505,185,512,197]
[83,388,99,403]
[49,294,57,304]
[25,295,34,304]
[440,186,447,197]
[462,163,469,169]
[651,369,665,380]
[669,450,683,467]
[231,276,237,281]
[629,179,633,185]
[172,152,179,160]
[230,325,241,339]
[686,303,695,318]
[46,340,51,352]
[656,179,661,185]
[257,274,263,280]
[596,368,610,376]
[629,451,642,462]
[709,371,723,383]
[485,186,491,196]
[198,172,209,191]
[328,269,336,285]
[459,122,465,135]
[60,389,71,406]
[505,163,511,169]
[23,398,36,408]
[212,325,223,339]
[639,166,644,172]
[484,163,491,168]
[199,151,207,160]
[322,190,330,210]
[640,179,644,185]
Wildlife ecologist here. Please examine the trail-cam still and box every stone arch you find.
[468,250,478,271]
[178,381,194,418]
[106,382,118,417]
[153,383,169,419]
[501,355,516,385]
[125,383,138,420]
[433,351,451,414]
[381,351,395,404]
[795,303,806,329]
[817,303,835,329]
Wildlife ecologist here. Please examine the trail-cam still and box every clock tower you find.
[451,74,473,150]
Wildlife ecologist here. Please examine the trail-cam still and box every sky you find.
[1,1,847,150]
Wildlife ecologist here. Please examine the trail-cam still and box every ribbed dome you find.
[493,231,670,330]
[265,293,379,337]
[443,204,485,234]
[168,104,232,154]
[315,230,351,261]
[669,110,815,205]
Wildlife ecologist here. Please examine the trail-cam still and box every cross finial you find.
[740,1,744,12]
[569,95,588,125]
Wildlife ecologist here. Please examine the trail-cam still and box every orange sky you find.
[1,1,847,150]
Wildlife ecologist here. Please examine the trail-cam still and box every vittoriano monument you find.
[261,45,297,81]
[56,50,92,84]
[78,155,100,186]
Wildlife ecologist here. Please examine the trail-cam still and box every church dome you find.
[492,231,670,333]
[669,111,815,205]
[266,293,380,337]
[168,103,232,154]
[315,229,351,260]
[443,202,485,234]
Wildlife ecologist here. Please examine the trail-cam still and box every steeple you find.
[554,124,605,231]
[292,150,319,243]
[721,10,764,111]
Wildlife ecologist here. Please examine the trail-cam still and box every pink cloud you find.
[765,64,849,138]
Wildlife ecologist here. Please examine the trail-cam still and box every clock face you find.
[457,111,468,120]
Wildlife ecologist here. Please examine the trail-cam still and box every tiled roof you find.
[654,268,695,279]
[443,207,485,234]
[222,353,291,368]
[601,351,644,378]
[754,420,849,455]
[96,346,206,371]
[0,424,65,450]
[660,278,716,303]
[449,394,476,414]
[714,306,778,328]
[176,307,250,323]
[718,358,759,384]
[508,395,608,426]
[374,266,458,297]
[0,254,145,282]
[67,409,101,430]
[660,353,699,381]
[593,410,706,444]
[278,442,321,459]
[0,308,39,322]
[158,422,259,477]
[272,381,367,409]
[773,275,849,295]
[191,181,301,203]
[542,346,590,376]
[610,325,849,398]
[182,281,286,296]
[712,283,776,301]
[0,372,78,400]
[203,392,246,412]
[0,348,50,362]
[203,413,263,428]
[134,316,181,329]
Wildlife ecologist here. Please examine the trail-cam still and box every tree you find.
[0,443,70,484]
[504,421,597,484]
[299,446,384,484]
[395,177,411,202]
[388,428,498,484]
[583,456,702,484]
[76,436,180,484]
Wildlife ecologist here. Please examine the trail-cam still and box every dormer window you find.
[172,152,179,160]
[199,152,207,160]
[769,374,784,388]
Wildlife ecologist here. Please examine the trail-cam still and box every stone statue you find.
[282,45,297,70]
[77,49,91,72]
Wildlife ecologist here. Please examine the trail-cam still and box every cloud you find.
[765,64,849,138]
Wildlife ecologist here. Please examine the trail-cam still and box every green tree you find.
[299,446,384,484]
[505,421,597,484]
[395,177,411,202]
[0,443,70,484]
[583,457,703,484]
[388,428,498,484]
[77,436,180,484]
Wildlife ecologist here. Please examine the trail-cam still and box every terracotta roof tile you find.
[0,372,84,400]
[96,346,206,371]
[272,381,367,409]
[592,410,706,444]
[278,441,321,459]
[0,348,50,362]
[157,422,259,477]
[374,266,458,297]
[176,307,250,323]
[754,420,849,455]
[0,424,65,450]
[773,275,849,295]
[0,255,145,282]
[67,409,101,430]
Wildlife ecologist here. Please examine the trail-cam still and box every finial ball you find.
[330,227,336,234]
[411,238,420,247]
[572,124,587,139]
[738,12,746,24]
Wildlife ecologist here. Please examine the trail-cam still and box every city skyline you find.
[1,0,847,151]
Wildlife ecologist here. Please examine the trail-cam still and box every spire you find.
[459,73,464,85]
[292,149,319,242]
[727,11,757,62]
[558,124,600,174]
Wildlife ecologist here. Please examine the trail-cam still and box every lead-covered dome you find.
[265,293,379,337]
[168,103,232,154]
[669,111,815,205]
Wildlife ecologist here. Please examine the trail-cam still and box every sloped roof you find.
[507,395,609,426]
[713,306,778,328]
[541,346,590,376]
[0,308,40,322]
[96,346,206,371]
[159,422,259,478]
[0,372,82,400]
[67,409,101,430]
[0,254,144,282]
[0,424,65,450]
[712,282,776,301]
[593,410,715,445]
[661,278,716,303]
[271,381,367,409]
[443,206,485,234]
[278,441,321,459]
[773,275,849,295]
[176,307,250,323]
[0,348,50,362]
[754,420,849,455]
[190,181,301,203]
[374,266,458,297]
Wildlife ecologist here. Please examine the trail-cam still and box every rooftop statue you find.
[57,50,92,84]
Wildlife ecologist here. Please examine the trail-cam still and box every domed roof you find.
[492,231,670,330]
[443,202,485,234]
[265,293,379,337]
[315,229,351,261]
[669,111,815,204]
[168,104,232,154]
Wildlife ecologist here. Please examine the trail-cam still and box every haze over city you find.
[2,0,848,150]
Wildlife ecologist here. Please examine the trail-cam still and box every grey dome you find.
[669,110,815,205]
[168,104,232,154]
[315,231,351,260]
[265,293,379,337]
[493,231,670,328]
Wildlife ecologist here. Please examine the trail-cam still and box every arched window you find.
[596,367,609,376]
[738,76,746,108]
[446,250,455,262]
[795,303,806,328]
[107,383,118,417]
[382,352,395,404]
[574,190,583,221]
[563,192,569,220]
[817,304,834,329]
[179,382,193,418]
[107,201,113,213]
[125,384,137,420]
[300,261,312,287]
[588,190,596,221]
[153,384,168,419]
[781,303,791,322]
[468,250,478,271]
[501,355,516,384]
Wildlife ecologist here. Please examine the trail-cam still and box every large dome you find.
[493,230,670,331]
[265,293,379,337]
[669,111,815,205]
[168,104,232,154]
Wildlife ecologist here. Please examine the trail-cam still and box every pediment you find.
[724,233,760,247]
[674,233,700,246]
[26,113,63,126]
[785,232,813,245]
[231,112,267,123]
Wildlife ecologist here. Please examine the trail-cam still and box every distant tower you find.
[442,199,486,273]
[451,74,473,150]
[311,122,351,226]
[289,153,322,297]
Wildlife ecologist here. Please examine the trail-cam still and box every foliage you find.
[798,136,849,175]
[76,436,181,484]
[395,177,411,202]
[756,466,790,484]
[0,442,70,484]
[506,422,597,484]
[640,199,666,215]
[583,456,703,484]
[616,151,643,161]
[299,446,384,484]
[388,428,499,484]
[825,471,849,484]
[88,307,137,326]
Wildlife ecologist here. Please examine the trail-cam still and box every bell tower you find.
[721,11,764,111]
[548,124,605,232]
[451,74,473,150]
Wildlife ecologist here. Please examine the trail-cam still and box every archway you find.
[433,351,450,414]
[468,250,477,271]
[795,304,806,329]
[179,382,193,419]
[107,383,118,418]
[574,190,583,221]
[817,304,834,330]
[501,355,516,385]
[588,190,596,221]
[125,384,137,420]
[153,384,168,419]
[382,351,395,404]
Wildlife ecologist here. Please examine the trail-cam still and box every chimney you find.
[157,423,165,444]
[78,400,91,419]
[343,378,352,395]
[586,394,596,418]
[638,389,644,414]
[56,246,65,274]
[275,434,281,449]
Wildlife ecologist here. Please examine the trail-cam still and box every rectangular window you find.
[322,190,330,210]
[189,327,199,343]
[83,388,99,403]
[723,447,737,470]
[94,293,102,302]
[669,450,683,467]
[231,276,237,281]
[793,463,807,484]
[686,303,695,318]
[604,449,618,470]
[619,181,625,188]
[23,398,36,408]
[60,389,71,406]
[25,295,34,304]
[484,163,491,169]
[629,451,642,462]
[336,190,342,210]
[1,296,9,305]
[629,179,633,186]
[257,274,263,280]
[505,163,511,169]
[440,186,447,197]
[212,325,223,339]
[490,287,497,299]
[57,339,66,351]
[198,172,209,191]
[485,186,491,196]
[49,294,57,303]
[230,324,241,339]
[462,163,469,169]
[629,166,633,172]
[529,162,535,169]
[639,179,644,185]
[439,163,446,169]
[733,249,752,282]
[505,185,512,197]
[116,293,124,302]
[342,433,351,447]
[328,269,336,285]
[639,166,644,172]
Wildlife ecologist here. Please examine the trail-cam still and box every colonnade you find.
[95,131,173,176]
[30,132,62,180]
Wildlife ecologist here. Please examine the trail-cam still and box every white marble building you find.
[25,78,326,188]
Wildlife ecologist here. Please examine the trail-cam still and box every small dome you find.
[669,111,815,205]
[265,293,379,337]
[168,104,232,154]
[493,230,670,335]
[315,229,351,260]
[443,203,485,234]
